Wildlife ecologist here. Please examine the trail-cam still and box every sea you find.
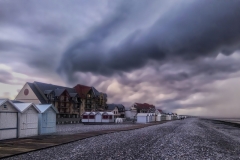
[198,117,240,124]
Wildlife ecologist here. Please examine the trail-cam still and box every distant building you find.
[105,104,125,118]
[74,84,92,114]
[15,81,107,118]
[15,81,81,118]
[85,87,107,112]
[131,103,155,113]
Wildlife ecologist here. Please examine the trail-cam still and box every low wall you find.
[57,118,81,124]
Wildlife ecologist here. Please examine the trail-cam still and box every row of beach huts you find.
[0,99,58,140]
[0,98,186,140]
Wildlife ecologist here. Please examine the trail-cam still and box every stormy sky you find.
[1,0,240,117]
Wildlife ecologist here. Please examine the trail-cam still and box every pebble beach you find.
[5,118,240,160]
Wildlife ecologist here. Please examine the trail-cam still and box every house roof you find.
[116,104,125,109]
[0,99,7,106]
[54,88,66,97]
[34,81,76,94]
[134,103,155,110]
[13,103,40,113]
[106,104,118,111]
[69,93,78,97]
[91,87,100,96]
[74,84,91,99]
[44,90,53,94]
[36,104,59,113]
[28,82,47,104]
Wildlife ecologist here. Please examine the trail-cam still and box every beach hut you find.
[137,113,149,123]
[161,114,167,121]
[14,103,40,138]
[95,112,103,123]
[89,112,96,123]
[0,99,20,140]
[36,104,58,135]
[156,114,161,121]
[166,115,172,120]
[151,113,156,122]
[102,112,114,123]
[82,112,90,123]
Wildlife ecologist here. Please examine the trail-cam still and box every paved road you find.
[5,118,240,160]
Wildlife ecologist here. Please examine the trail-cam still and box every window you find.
[82,115,88,119]
[102,115,108,119]
[3,105,7,109]
[89,115,95,119]
[109,115,112,119]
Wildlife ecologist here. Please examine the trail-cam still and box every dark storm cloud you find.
[58,0,240,80]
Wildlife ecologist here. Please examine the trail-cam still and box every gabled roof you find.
[10,100,24,103]
[0,99,21,112]
[106,104,118,111]
[34,81,76,94]
[36,104,59,113]
[69,93,78,97]
[13,103,41,113]
[116,104,125,109]
[44,90,53,95]
[54,88,66,97]
[91,87,100,96]
[134,103,155,110]
[100,92,107,98]
[0,99,7,106]
[27,82,47,104]
[74,84,91,99]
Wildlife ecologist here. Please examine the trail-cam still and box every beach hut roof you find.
[137,113,148,116]
[103,112,114,115]
[13,103,40,113]
[82,112,90,115]
[36,104,59,113]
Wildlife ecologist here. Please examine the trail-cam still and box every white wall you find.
[15,83,42,104]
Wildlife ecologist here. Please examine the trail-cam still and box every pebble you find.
[5,118,240,160]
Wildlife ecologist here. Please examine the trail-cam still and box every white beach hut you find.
[0,99,20,140]
[95,112,103,123]
[82,112,90,123]
[14,103,40,138]
[156,114,161,121]
[89,112,96,123]
[151,113,156,122]
[166,115,172,121]
[161,114,167,121]
[137,113,149,123]
[36,104,58,135]
[102,112,114,123]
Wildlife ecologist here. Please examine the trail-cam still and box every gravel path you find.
[5,118,240,160]
[55,123,136,135]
